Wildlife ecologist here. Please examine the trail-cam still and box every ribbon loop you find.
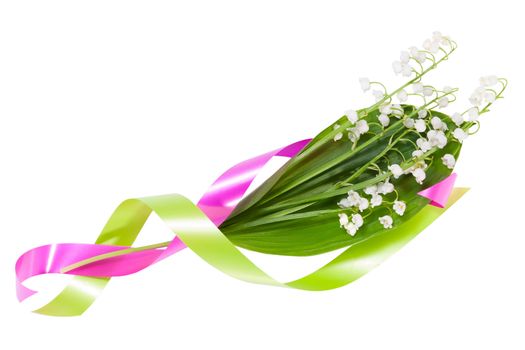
[15,138,466,316]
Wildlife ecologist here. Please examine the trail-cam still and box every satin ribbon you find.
[15,138,466,316]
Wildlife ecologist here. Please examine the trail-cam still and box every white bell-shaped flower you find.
[438,97,449,108]
[412,167,426,184]
[400,51,410,64]
[346,190,361,206]
[370,194,383,208]
[415,119,427,132]
[377,180,394,195]
[451,112,464,126]
[393,201,406,216]
[364,185,378,196]
[416,137,432,152]
[356,120,369,134]
[453,128,468,143]
[412,82,424,94]
[358,197,369,212]
[344,222,358,236]
[379,215,393,229]
[397,89,408,102]
[359,77,371,92]
[378,114,390,127]
[338,213,349,227]
[427,129,447,149]
[468,108,479,122]
[352,213,364,228]
[430,116,444,130]
[388,164,404,179]
[345,109,358,124]
[442,154,456,169]
[403,117,415,128]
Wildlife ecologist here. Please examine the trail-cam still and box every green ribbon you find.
[34,188,468,316]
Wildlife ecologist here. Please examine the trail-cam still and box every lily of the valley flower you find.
[352,213,364,228]
[468,108,479,122]
[378,113,390,127]
[379,104,392,115]
[427,129,447,149]
[370,194,383,207]
[356,120,369,134]
[397,89,408,102]
[393,201,406,216]
[338,213,349,226]
[377,180,394,195]
[400,51,410,64]
[392,60,412,77]
[345,109,358,124]
[469,87,484,106]
[409,46,427,63]
[479,75,498,87]
[412,82,424,94]
[379,215,393,229]
[391,104,404,118]
[412,167,426,184]
[364,185,377,196]
[332,34,503,239]
[344,222,358,236]
[359,77,371,92]
[423,86,434,96]
[451,112,464,126]
[442,154,456,169]
[415,119,426,132]
[347,190,361,205]
[453,128,468,142]
[416,137,432,152]
[372,90,385,101]
[430,116,446,130]
[347,119,369,142]
[388,164,404,179]
[438,97,449,108]
[358,197,369,212]
[338,197,352,208]
[347,129,359,142]
[412,149,424,158]
[403,117,415,128]
[484,90,496,103]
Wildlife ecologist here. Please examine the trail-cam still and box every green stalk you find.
[283,42,457,170]
[231,147,439,223]
[255,89,457,207]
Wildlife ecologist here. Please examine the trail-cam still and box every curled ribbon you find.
[15,139,466,316]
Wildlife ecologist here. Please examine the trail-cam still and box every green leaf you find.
[220,106,462,256]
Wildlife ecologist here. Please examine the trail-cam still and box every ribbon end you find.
[418,173,457,208]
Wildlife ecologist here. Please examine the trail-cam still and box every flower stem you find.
[282,43,457,171]
[257,89,457,206]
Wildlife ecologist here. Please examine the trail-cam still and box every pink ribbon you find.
[418,173,457,208]
[15,138,457,303]
[15,139,311,302]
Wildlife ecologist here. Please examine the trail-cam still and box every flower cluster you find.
[337,179,406,235]
[333,32,506,237]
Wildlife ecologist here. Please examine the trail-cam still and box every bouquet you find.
[220,32,506,255]
[15,32,506,316]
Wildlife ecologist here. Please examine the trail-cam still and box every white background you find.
[1,1,524,349]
